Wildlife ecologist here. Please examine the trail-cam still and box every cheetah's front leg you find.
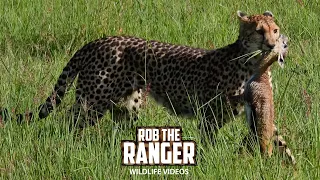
[199,97,242,144]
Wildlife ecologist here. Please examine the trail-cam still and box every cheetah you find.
[243,34,296,164]
[1,11,283,142]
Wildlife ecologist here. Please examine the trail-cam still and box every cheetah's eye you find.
[273,29,278,34]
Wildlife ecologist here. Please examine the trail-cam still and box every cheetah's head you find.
[237,11,280,52]
[257,34,288,71]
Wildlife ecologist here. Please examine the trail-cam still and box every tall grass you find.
[0,0,319,179]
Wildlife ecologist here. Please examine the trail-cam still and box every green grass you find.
[1,0,320,179]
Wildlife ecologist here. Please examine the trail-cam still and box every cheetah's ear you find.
[237,10,249,22]
[263,11,274,17]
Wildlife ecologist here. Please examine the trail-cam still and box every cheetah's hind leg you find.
[67,91,143,130]
[111,89,143,127]
[68,98,106,129]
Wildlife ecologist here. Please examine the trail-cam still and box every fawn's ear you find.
[263,11,274,17]
[237,10,249,22]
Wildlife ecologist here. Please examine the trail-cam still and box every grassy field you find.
[1,0,320,179]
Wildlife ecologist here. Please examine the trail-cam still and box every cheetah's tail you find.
[0,57,80,124]
[38,57,80,119]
